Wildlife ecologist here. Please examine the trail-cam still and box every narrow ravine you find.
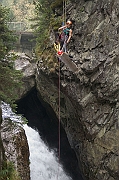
[16,89,84,180]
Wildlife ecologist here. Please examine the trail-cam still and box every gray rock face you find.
[1,119,30,180]
[14,53,36,99]
[36,0,119,179]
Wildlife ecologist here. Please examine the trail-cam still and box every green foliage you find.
[0,161,21,180]
[34,0,53,49]
[0,5,23,105]
[33,0,63,47]
[50,0,63,11]
[0,7,16,47]
[0,5,16,59]
[0,58,23,104]
[1,0,35,31]
[32,0,63,71]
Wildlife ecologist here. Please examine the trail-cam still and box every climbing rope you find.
[64,0,67,24]
[57,1,67,179]
[63,0,65,25]
[63,0,67,25]
[57,60,61,180]
[58,60,61,158]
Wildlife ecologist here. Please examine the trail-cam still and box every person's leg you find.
[62,42,67,52]
[60,41,64,51]
[62,35,68,52]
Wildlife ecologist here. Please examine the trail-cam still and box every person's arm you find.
[58,25,67,31]
[67,29,72,43]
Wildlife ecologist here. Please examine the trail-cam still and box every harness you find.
[59,27,71,42]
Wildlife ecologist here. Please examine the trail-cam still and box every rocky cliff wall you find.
[0,103,30,180]
[1,117,30,180]
[36,0,119,179]
[14,52,37,100]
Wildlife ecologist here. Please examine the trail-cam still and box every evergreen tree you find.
[0,5,22,105]
[33,0,63,52]
[31,0,63,72]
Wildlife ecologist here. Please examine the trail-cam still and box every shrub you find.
[0,161,21,180]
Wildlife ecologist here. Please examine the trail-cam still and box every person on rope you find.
[58,20,73,53]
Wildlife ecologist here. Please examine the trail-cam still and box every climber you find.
[58,20,73,53]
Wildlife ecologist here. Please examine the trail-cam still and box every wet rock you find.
[14,53,37,100]
[1,119,30,180]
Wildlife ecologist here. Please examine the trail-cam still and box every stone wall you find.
[36,0,119,179]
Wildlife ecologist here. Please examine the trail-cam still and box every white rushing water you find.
[1,102,72,180]
[24,125,72,180]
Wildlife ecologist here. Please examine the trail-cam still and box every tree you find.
[31,0,63,72]
[33,0,63,53]
[0,5,22,105]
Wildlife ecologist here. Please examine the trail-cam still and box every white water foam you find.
[24,125,72,180]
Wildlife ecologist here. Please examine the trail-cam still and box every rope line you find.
[57,60,61,180]
[58,0,67,161]
[63,0,65,25]
[58,60,61,161]
[57,1,67,179]
[63,0,67,25]
[65,0,67,24]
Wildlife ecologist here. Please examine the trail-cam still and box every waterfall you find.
[1,102,72,180]
[24,125,72,180]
